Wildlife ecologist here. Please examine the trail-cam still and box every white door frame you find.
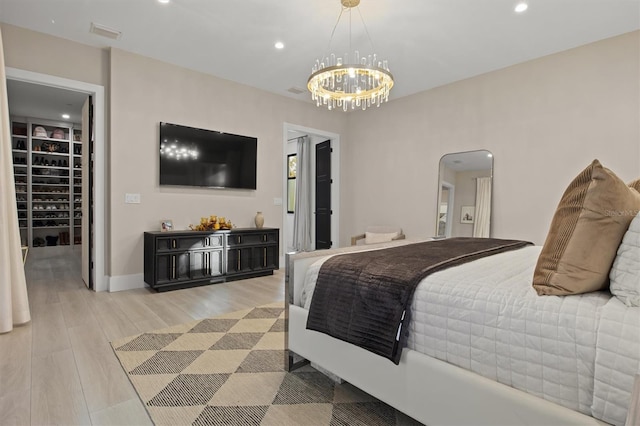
[7,67,107,292]
[282,123,340,253]
[440,181,455,238]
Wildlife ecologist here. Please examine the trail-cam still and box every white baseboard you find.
[107,273,147,292]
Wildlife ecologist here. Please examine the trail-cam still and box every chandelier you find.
[307,0,394,112]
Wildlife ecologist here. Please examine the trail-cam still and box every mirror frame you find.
[435,150,494,238]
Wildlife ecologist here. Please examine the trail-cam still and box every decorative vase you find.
[254,211,264,229]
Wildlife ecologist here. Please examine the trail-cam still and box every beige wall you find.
[109,49,347,276]
[344,31,640,245]
[1,23,108,87]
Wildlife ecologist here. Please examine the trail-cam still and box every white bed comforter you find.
[300,244,638,425]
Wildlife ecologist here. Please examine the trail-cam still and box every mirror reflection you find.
[436,150,493,238]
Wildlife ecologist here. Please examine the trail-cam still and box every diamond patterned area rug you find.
[111,302,422,425]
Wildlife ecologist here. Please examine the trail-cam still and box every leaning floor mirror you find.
[436,150,493,238]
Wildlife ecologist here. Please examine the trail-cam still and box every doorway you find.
[282,123,340,254]
[437,181,455,238]
[6,67,106,291]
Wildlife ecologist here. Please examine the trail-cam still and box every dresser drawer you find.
[156,234,223,251]
[226,231,277,247]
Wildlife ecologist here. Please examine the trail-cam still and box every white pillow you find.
[365,231,398,245]
[610,212,640,306]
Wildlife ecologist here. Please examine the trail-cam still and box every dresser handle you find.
[263,234,267,242]
[263,248,267,267]
[237,250,241,271]
[172,255,176,279]
[172,239,177,249]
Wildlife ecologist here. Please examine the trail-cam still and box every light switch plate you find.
[273,197,283,206]
[125,193,141,204]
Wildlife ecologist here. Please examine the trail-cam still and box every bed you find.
[285,159,640,426]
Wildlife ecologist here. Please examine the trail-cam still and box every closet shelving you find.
[11,117,83,248]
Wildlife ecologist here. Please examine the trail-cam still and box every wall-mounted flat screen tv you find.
[159,122,257,190]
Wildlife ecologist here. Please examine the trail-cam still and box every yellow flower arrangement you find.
[189,215,233,231]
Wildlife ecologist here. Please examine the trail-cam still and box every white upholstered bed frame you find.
[285,248,606,426]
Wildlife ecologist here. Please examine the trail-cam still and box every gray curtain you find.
[0,27,31,333]
[293,136,312,252]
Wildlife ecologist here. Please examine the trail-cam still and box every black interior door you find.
[88,95,94,289]
[81,95,94,289]
[315,140,331,249]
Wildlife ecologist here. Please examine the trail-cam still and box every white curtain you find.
[292,136,312,252]
[473,177,492,238]
[0,28,31,333]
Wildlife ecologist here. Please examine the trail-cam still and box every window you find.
[287,154,296,213]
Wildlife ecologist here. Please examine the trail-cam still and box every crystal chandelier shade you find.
[307,0,394,112]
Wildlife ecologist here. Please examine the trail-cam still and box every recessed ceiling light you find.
[158,0,170,3]
[275,41,284,49]
[515,2,528,13]
[62,114,70,119]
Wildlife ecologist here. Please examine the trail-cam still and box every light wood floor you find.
[0,246,284,425]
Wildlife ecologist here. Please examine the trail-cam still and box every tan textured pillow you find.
[365,231,399,244]
[629,179,640,192]
[533,160,640,296]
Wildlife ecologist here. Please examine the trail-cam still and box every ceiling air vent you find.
[89,22,122,40]
[287,87,305,95]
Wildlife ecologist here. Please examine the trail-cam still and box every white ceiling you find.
[1,0,639,108]
[7,79,87,124]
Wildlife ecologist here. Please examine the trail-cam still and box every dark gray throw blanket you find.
[306,237,533,364]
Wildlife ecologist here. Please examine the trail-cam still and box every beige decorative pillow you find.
[533,160,640,296]
[629,179,640,192]
[365,231,399,245]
